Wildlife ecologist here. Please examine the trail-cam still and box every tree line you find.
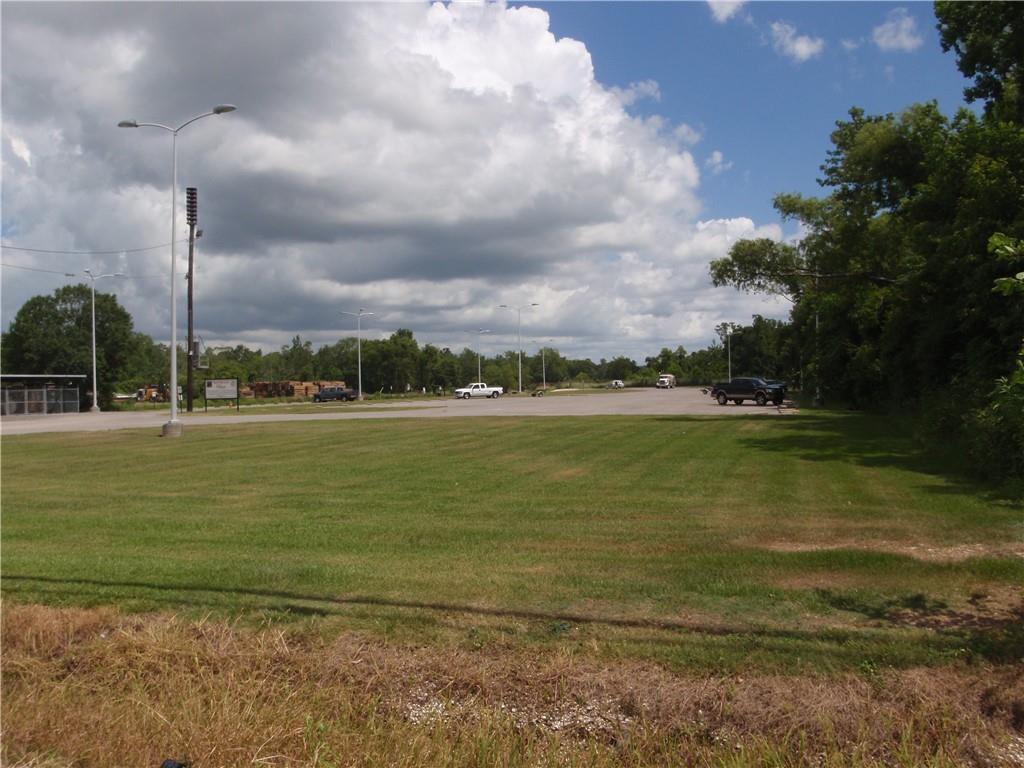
[710,2,1024,480]
[2,286,798,405]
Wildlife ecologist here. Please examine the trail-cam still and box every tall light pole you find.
[83,269,124,413]
[727,325,741,381]
[119,104,236,437]
[341,308,374,400]
[532,338,555,389]
[499,302,538,393]
[185,187,203,414]
[474,329,491,381]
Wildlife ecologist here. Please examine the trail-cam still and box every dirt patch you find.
[755,539,1024,562]
[3,604,1023,767]
[550,467,588,480]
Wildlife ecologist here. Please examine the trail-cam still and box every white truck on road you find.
[454,382,504,399]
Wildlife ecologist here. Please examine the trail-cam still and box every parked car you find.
[609,380,625,389]
[709,377,785,406]
[454,382,504,399]
[314,386,356,402]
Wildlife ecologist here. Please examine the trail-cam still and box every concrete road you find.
[1,387,795,436]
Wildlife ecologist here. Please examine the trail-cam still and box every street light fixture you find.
[118,104,236,437]
[340,308,374,400]
[498,302,538,393]
[83,269,124,412]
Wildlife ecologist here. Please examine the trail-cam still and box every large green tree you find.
[2,284,135,408]
[117,332,168,392]
[713,100,1024,407]
[936,0,1024,122]
[280,335,315,380]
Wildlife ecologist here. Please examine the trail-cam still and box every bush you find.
[963,347,1024,482]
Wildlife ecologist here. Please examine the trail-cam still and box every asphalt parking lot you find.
[1,387,795,436]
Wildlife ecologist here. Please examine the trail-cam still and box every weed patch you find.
[3,605,1022,767]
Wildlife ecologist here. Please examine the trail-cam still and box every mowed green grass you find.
[3,413,1022,672]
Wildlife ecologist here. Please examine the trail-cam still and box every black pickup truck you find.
[313,386,357,402]
[709,377,785,406]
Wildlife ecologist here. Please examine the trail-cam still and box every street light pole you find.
[727,326,741,381]
[83,269,124,413]
[341,308,374,400]
[475,329,491,381]
[118,104,236,437]
[532,338,555,389]
[499,302,538,393]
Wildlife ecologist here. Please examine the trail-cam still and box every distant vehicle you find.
[314,386,356,402]
[656,374,676,389]
[531,387,547,397]
[454,382,504,399]
[136,385,161,402]
[135,384,177,402]
[709,377,785,406]
[609,380,625,389]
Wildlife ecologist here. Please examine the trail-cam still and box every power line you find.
[1,262,163,280]
[0,240,187,256]
[0,262,76,276]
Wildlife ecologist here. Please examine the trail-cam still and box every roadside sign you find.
[204,378,239,411]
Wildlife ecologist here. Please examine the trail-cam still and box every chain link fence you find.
[1,387,81,416]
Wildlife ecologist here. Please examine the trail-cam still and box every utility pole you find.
[186,187,198,413]
[814,275,823,406]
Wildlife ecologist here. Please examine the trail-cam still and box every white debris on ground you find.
[998,735,1024,767]
[497,698,634,734]
[403,686,634,737]
[406,697,456,725]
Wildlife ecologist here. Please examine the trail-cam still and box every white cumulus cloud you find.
[611,79,661,106]
[1,2,787,360]
[705,150,733,175]
[674,123,703,147]
[707,1,746,24]
[872,8,923,53]
[770,21,825,63]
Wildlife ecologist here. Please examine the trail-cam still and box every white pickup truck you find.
[454,382,504,399]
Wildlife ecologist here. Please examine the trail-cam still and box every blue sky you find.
[1,2,980,360]
[534,1,975,226]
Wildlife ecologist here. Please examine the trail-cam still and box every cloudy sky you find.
[1,1,973,362]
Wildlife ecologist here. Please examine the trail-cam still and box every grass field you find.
[4,413,1022,669]
[3,412,1023,766]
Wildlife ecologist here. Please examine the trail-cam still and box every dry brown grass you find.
[3,604,1022,767]
[750,539,1024,563]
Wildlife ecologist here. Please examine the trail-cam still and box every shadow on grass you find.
[699,411,1023,505]
[2,573,813,636]
[818,588,1024,664]
[816,589,949,620]
[5,574,1022,665]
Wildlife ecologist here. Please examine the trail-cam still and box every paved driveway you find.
[1,388,794,436]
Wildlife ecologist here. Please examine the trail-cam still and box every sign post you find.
[204,378,239,411]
